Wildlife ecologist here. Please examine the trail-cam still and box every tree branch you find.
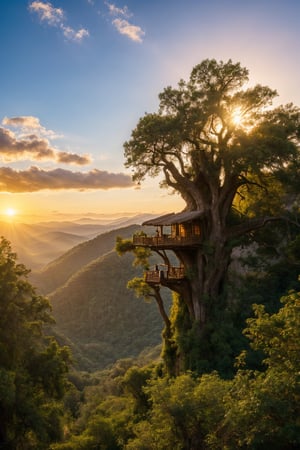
[152,285,171,331]
[226,216,283,240]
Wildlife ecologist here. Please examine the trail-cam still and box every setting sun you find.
[4,208,17,217]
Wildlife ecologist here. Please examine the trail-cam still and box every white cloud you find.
[106,2,132,18]
[112,18,144,43]
[29,1,64,25]
[105,2,145,42]
[29,1,89,43]
[62,26,89,42]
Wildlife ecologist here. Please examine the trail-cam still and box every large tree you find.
[122,59,300,374]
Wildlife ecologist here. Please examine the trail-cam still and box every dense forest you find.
[1,59,300,449]
[32,224,169,371]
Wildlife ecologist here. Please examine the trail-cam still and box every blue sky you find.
[0,0,299,220]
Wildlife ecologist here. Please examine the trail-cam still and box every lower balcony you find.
[144,266,185,284]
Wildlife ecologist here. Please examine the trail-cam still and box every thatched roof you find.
[142,211,205,226]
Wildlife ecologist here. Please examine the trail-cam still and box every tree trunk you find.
[158,213,234,375]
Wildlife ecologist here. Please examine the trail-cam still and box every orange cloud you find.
[2,115,61,139]
[3,116,41,129]
[0,166,133,192]
[0,123,91,165]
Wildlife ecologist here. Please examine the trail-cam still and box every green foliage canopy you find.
[0,237,71,449]
[51,286,300,449]
[124,59,300,215]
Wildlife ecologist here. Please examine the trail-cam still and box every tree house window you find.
[179,224,187,237]
[193,223,201,236]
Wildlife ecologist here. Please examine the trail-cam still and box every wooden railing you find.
[144,270,161,283]
[144,266,185,284]
[133,234,201,247]
[167,266,185,279]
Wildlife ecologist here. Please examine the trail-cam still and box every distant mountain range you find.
[30,224,142,294]
[0,213,155,270]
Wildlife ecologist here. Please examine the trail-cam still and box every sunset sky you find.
[0,0,299,221]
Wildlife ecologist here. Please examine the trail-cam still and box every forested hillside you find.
[31,225,142,294]
[49,250,169,370]
[26,223,168,371]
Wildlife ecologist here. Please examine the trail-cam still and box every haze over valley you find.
[0,213,154,269]
[0,213,167,371]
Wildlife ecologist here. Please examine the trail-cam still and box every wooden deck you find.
[133,234,201,248]
[144,266,185,284]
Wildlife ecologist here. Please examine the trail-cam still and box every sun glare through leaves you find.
[231,107,243,126]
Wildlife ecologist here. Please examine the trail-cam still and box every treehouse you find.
[133,211,205,288]
[133,211,204,249]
